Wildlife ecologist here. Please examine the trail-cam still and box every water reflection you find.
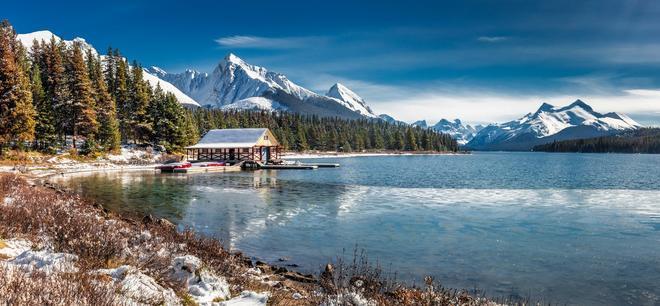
[55,164,660,306]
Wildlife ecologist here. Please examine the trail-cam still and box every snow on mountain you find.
[378,114,406,125]
[154,53,315,108]
[17,30,199,108]
[431,119,483,145]
[325,83,376,117]
[140,69,200,107]
[17,30,98,57]
[155,53,377,118]
[219,97,287,111]
[411,120,428,128]
[466,100,641,150]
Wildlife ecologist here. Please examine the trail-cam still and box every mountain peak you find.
[412,120,428,128]
[224,53,244,64]
[567,99,592,111]
[325,82,376,117]
[329,82,347,91]
[536,102,555,113]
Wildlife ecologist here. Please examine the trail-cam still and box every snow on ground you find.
[96,265,180,305]
[0,239,32,259]
[104,146,162,164]
[321,291,377,306]
[7,250,78,274]
[219,291,269,306]
[170,255,231,304]
[2,197,13,206]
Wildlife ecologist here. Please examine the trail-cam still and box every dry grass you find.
[0,267,117,305]
[0,173,521,305]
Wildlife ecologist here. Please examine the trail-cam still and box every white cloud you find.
[477,36,509,43]
[307,77,658,125]
[215,35,325,49]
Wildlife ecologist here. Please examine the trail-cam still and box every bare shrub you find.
[0,265,116,305]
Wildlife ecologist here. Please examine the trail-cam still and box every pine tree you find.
[0,20,36,152]
[88,52,120,151]
[149,85,187,150]
[30,58,57,151]
[114,51,129,141]
[67,42,98,149]
[44,36,69,145]
[104,47,116,94]
[127,61,152,143]
[405,128,418,151]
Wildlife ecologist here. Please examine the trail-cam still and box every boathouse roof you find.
[186,128,279,149]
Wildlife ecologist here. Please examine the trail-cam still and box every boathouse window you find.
[243,148,250,153]
[264,135,269,140]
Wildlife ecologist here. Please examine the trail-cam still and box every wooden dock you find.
[305,163,340,168]
[172,166,242,173]
[162,164,242,173]
[259,164,318,170]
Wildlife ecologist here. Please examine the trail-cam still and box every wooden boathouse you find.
[185,128,281,162]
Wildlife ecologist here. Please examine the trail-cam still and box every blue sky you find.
[6,0,660,124]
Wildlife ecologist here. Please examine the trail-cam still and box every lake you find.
[56,152,660,305]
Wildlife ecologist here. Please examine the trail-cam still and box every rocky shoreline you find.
[1,173,501,305]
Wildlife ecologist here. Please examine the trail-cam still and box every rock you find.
[273,266,288,274]
[281,271,316,283]
[255,261,271,273]
[142,214,156,224]
[170,255,230,304]
[158,218,176,229]
[277,257,290,262]
[97,265,180,305]
[321,264,334,280]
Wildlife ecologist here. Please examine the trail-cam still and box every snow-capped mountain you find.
[411,120,428,128]
[326,83,375,117]
[431,119,483,145]
[17,30,200,108]
[408,118,483,145]
[378,114,406,125]
[466,100,642,151]
[150,53,377,119]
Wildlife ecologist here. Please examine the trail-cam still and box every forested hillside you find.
[0,20,457,155]
[191,109,459,152]
[533,128,660,154]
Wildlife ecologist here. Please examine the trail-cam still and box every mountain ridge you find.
[466,100,641,150]
[151,54,378,119]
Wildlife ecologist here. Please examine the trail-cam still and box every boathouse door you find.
[229,149,235,160]
[261,147,271,162]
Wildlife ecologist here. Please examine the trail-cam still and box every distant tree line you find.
[533,128,660,154]
[190,109,459,152]
[0,19,457,156]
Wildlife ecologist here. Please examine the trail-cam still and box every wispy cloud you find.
[215,35,326,49]
[477,36,509,43]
